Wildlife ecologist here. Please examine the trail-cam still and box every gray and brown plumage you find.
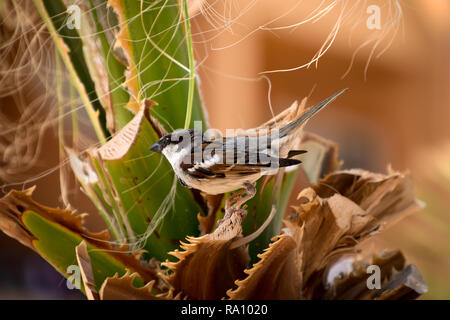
[150,89,347,195]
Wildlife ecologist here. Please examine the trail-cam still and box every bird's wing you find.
[180,137,301,179]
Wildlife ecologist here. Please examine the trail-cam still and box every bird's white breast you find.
[161,145,188,181]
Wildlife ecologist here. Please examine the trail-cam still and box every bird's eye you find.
[171,135,183,144]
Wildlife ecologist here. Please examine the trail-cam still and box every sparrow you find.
[149,89,347,195]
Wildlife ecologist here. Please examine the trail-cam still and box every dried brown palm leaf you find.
[300,131,341,183]
[312,168,421,236]
[319,250,427,299]
[295,169,422,297]
[163,205,250,300]
[95,100,156,161]
[99,270,181,300]
[225,168,425,300]
[227,233,303,300]
[375,265,427,300]
[0,187,107,250]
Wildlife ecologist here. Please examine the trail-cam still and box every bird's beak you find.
[149,142,162,153]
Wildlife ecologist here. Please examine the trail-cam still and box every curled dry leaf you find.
[300,131,341,183]
[227,233,303,300]
[375,264,428,300]
[96,100,157,161]
[319,250,427,299]
[0,187,36,249]
[99,270,180,300]
[163,205,250,300]
[295,169,422,295]
[226,168,425,300]
[312,168,422,236]
[0,187,105,250]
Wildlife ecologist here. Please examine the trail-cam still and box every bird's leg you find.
[224,189,246,212]
[220,182,257,225]
[225,182,256,212]
[233,182,256,210]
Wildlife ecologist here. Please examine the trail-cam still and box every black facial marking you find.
[157,135,171,149]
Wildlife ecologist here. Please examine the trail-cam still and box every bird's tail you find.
[279,88,348,138]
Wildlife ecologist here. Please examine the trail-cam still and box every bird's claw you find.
[218,182,256,226]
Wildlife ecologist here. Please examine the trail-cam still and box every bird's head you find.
[149,129,199,153]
